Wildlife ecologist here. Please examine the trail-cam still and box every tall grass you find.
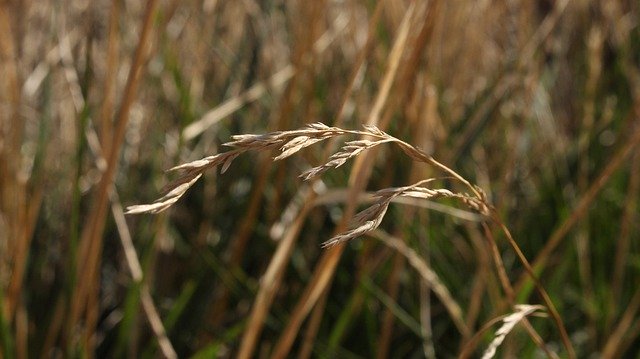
[1,0,639,358]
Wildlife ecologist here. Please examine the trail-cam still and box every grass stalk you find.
[270,5,416,357]
[236,2,385,357]
[70,0,159,347]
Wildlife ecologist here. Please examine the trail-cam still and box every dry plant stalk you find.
[127,122,575,357]
[126,123,489,247]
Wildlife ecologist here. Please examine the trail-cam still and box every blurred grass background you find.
[1,0,640,357]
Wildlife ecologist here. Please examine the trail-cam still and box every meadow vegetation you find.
[1,0,639,358]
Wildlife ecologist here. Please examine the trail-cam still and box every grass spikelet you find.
[322,179,482,247]
[482,305,546,359]
[126,124,488,244]
[125,174,202,214]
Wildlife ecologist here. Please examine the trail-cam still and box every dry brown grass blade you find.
[222,2,385,354]
[235,3,384,356]
[38,5,172,351]
[5,187,41,321]
[0,2,46,353]
[297,285,330,359]
[97,0,121,154]
[389,83,442,358]
[377,127,427,359]
[70,0,159,347]
[252,0,329,264]
[0,2,25,320]
[519,0,570,66]
[456,223,490,358]
[574,25,604,345]
[83,117,178,357]
[611,152,639,306]
[269,245,343,359]
[40,297,65,358]
[80,77,178,357]
[0,0,44,331]
[236,195,315,359]
[207,4,344,327]
[15,303,27,359]
[270,4,417,357]
[205,152,270,327]
[460,224,490,342]
[601,287,640,358]
[617,321,640,359]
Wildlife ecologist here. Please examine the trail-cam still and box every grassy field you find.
[1,0,640,358]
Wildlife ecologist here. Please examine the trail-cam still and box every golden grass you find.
[2,0,640,358]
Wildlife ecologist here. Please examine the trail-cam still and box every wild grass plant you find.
[1,0,640,358]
